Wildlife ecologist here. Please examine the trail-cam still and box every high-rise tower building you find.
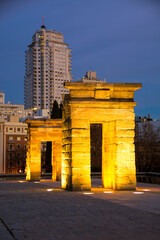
[24,20,72,112]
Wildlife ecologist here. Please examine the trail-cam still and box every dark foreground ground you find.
[0,179,160,240]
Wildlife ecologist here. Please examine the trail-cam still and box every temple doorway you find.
[90,124,102,187]
[41,141,52,174]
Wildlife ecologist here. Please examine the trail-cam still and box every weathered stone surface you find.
[116,120,135,129]
[70,89,94,98]
[116,143,135,153]
[95,89,111,99]
[71,119,89,129]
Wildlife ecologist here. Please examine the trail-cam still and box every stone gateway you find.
[26,119,62,181]
[62,82,141,191]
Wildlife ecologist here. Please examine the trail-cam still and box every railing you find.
[136,172,160,185]
[91,172,160,184]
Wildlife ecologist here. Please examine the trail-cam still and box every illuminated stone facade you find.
[62,82,141,191]
[26,119,62,181]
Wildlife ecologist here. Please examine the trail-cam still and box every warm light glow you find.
[137,188,151,192]
[18,181,24,183]
[47,189,53,192]
[34,182,40,183]
[104,191,114,194]
[133,192,144,194]
[83,192,94,195]
[143,189,150,192]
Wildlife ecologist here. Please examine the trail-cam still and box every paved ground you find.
[0,179,159,240]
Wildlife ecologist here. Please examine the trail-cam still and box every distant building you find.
[0,92,51,122]
[0,116,28,173]
[34,109,50,119]
[79,71,106,83]
[135,114,160,141]
[0,92,33,122]
[135,114,152,123]
[0,92,5,104]
[24,20,72,112]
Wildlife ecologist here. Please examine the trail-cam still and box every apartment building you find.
[24,21,72,112]
[0,92,33,121]
[0,116,27,173]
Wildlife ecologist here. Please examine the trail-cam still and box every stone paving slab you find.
[0,179,159,240]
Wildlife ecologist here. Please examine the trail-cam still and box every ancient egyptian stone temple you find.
[62,81,141,191]
[26,75,141,191]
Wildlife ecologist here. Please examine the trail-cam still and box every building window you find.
[9,153,13,160]
[9,128,13,133]
[17,152,21,158]
[24,137,27,141]
[17,136,21,141]
[9,136,14,141]
[9,144,13,150]
[17,144,21,149]
[17,160,20,166]
[17,128,21,132]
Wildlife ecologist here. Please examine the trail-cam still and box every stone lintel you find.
[65,82,142,90]
[64,82,142,100]
[68,101,137,108]
[26,119,62,128]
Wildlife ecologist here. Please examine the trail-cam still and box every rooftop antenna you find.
[41,16,46,29]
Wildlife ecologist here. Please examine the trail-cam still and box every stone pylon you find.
[62,82,141,191]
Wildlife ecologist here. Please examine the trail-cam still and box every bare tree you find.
[135,121,160,172]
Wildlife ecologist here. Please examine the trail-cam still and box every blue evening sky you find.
[0,0,160,119]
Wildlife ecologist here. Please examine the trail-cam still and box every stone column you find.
[26,128,41,181]
[62,104,72,190]
[71,124,91,191]
[62,104,91,191]
[102,121,116,189]
[52,142,61,181]
[114,117,136,190]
